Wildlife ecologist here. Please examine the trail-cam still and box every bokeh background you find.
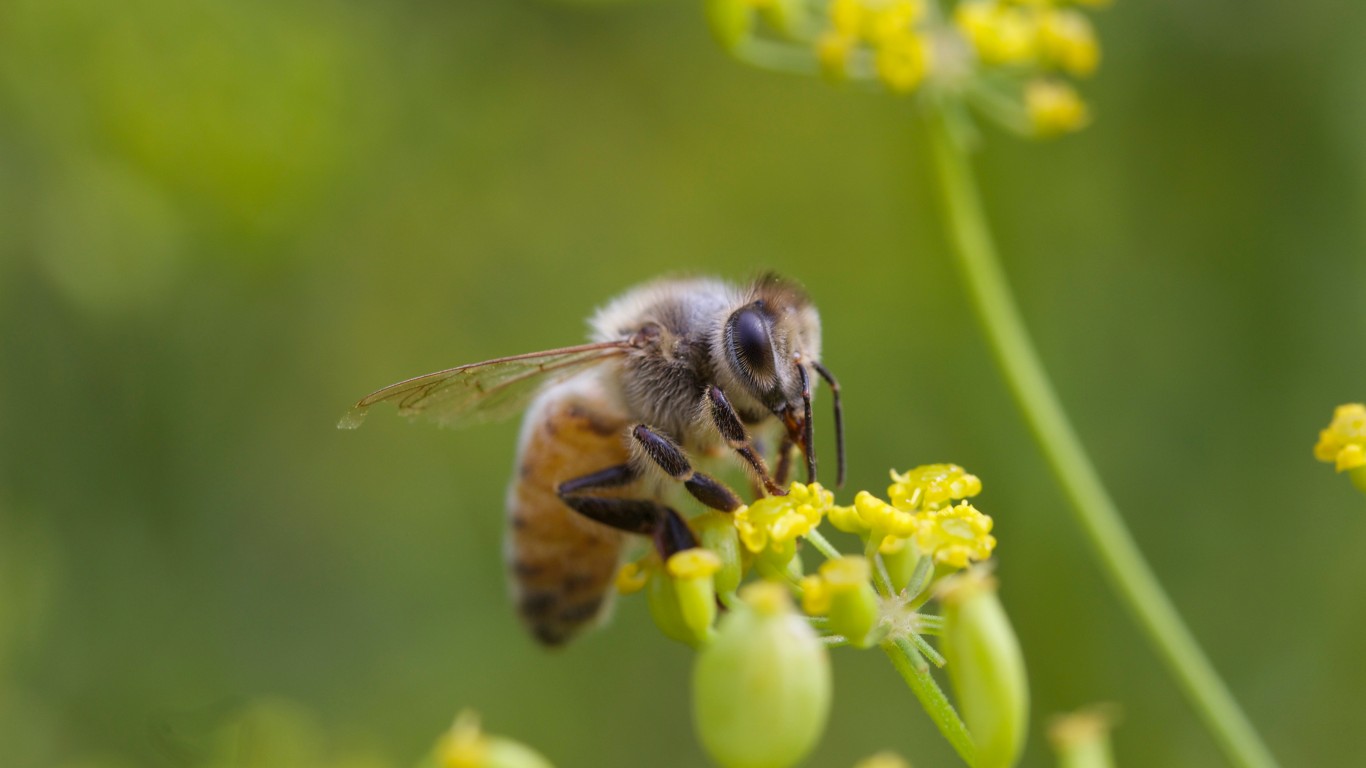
[3,0,1365,766]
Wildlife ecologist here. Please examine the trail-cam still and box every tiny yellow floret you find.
[1314,403,1366,472]
[438,713,489,768]
[912,501,996,568]
[1025,79,1090,137]
[615,560,650,595]
[875,32,932,94]
[1038,9,1100,77]
[830,0,866,37]
[819,554,872,589]
[800,573,831,615]
[733,482,832,560]
[890,464,982,510]
[954,2,1037,65]
[667,548,723,580]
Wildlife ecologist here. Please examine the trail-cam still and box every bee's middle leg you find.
[630,425,744,513]
[557,465,698,558]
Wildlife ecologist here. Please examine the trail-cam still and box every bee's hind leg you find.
[630,425,745,513]
[557,467,698,558]
[704,386,786,496]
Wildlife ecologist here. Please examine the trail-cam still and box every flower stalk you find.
[924,108,1279,768]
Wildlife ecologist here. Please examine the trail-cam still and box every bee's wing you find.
[338,340,634,430]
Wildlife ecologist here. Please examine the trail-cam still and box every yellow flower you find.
[1038,9,1100,76]
[615,559,650,595]
[1314,403,1366,472]
[912,501,996,568]
[828,490,917,538]
[829,0,866,37]
[865,0,924,45]
[889,464,982,511]
[875,31,932,94]
[733,482,833,562]
[954,2,1038,65]
[1025,79,1090,137]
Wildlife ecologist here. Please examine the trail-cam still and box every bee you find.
[340,274,843,645]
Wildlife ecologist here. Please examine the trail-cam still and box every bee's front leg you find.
[556,466,697,558]
[704,386,786,496]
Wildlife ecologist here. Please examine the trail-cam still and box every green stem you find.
[882,637,977,766]
[924,112,1279,768]
[805,528,843,561]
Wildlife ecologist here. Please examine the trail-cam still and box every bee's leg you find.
[704,386,785,496]
[630,424,745,512]
[556,474,698,558]
[773,433,797,487]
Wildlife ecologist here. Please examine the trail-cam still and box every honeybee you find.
[340,274,843,645]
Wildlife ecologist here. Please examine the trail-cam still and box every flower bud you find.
[852,752,913,768]
[648,563,706,648]
[695,511,743,596]
[820,556,881,647]
[705,0,754,51]
[429,711,554,768]
[1048,706,1119,768]
[879,537,919,593]
[940,570,1028,768]
[668,548,723,643]
[693,582,831,768]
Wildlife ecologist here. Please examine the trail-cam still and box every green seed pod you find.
[940,571,1029,768]
[820,556,880,647]
[693,582,832,768]
[695,511,744,597]
[704,0,754,52]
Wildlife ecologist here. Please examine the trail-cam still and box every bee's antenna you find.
[798,364,816,483]
[811,361,845,488]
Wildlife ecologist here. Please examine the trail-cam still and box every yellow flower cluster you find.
[818,0,933,93]
[1314,403,1366,472]
[954,1,1100,76]
[734,482,835,562]
[953,0,1101,136]
[829,465,995,567]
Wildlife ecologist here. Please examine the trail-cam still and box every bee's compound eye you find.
[730,307,774,375]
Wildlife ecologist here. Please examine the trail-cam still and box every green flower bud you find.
[667,549,723,644]
[880,539,919,594]
[940,570,1028,768]
[759,0,809,40]
[1350,464,1366,495]
[648,565,705,647]
[820,556,881,648]
[425,711,554,768]
[704,0,754,52]
[696,511,743,597]
[1048,706,1119,768]
[693,582,831,768]
[852,752,913,768]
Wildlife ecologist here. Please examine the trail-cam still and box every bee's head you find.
[714,274,843,486]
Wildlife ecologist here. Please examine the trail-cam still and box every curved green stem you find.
[924,111,1279,768]
[883,637,977,766]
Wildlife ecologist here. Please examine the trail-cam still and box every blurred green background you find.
[2,0,1365,766]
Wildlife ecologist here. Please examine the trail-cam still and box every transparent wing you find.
[338,341,634,430]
